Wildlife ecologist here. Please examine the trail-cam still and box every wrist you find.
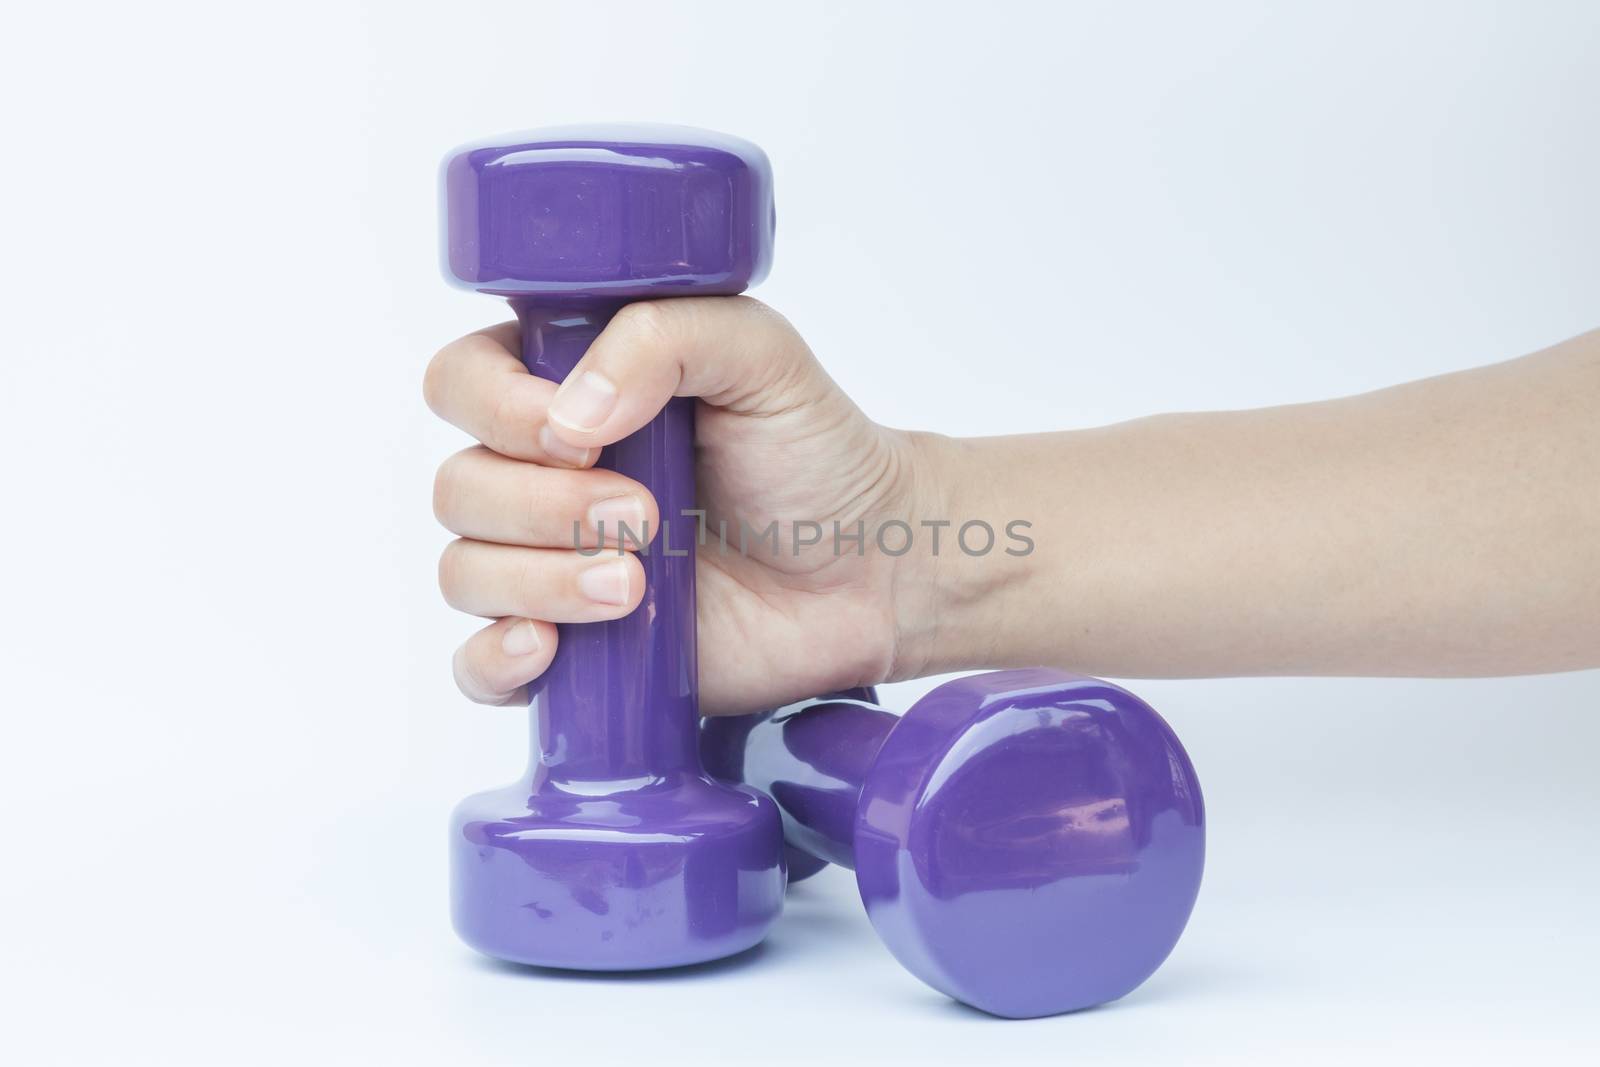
[885,431,1027,681]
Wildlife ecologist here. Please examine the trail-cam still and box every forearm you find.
[902,329,1600,679]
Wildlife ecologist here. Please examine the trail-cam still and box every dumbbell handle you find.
[514,300,698,784]
[705,693,893,868]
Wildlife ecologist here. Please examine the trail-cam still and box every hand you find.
[425,297,936,715]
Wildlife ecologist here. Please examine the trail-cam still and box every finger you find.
[452,616,559,706]
[438,539,645,622]
[542,296,839,449]
[433,446,659,549]
[423,322,597,467]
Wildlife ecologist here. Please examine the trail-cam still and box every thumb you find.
[543,296,836,447]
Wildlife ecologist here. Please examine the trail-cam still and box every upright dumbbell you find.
[441,125,786,969]
[701,669,1205,1018]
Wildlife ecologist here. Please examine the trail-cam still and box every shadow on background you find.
[898,961,1275,1023]
[468,939,770,984]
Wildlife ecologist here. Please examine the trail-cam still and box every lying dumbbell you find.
[701,669,1205,1018]
[440,125,787,969]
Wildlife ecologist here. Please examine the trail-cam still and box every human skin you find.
[424,301,1600,714]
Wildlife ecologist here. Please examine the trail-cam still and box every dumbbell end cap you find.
[450,774,787,971]
[852,669,1206,1018]
[441,123,774,299]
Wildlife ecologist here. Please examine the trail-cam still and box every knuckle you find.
[485,382,525,457]
[734,294,786,330]
[512,553,546,613]
[522,470,553,539]
[456,331,510,363]
[432,449,469,526]
[422,336,474,413]
[422,348,451,414]
[436,541,470,604]
[611,300,676,352]
[425,332,516,421]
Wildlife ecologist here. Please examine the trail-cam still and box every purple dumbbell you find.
[701,669,1205,1018]
[440,125,785,969]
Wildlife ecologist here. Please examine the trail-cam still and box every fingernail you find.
[588,495,646,540]
[578,560,631,606]
[501,619,543,658]
[539,423,593,466]
[548,371,618,433]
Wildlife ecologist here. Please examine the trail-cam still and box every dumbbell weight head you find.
[442,125,785,970]
[701,669,1205,1017]
[443,123,774,299]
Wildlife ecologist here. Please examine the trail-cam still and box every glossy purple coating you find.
[700,688,879,885]
[701,669,1205,1018]
[443,123,774,299]
[443,126,786,970]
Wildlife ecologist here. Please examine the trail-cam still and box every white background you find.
[2,1,1597,1063]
